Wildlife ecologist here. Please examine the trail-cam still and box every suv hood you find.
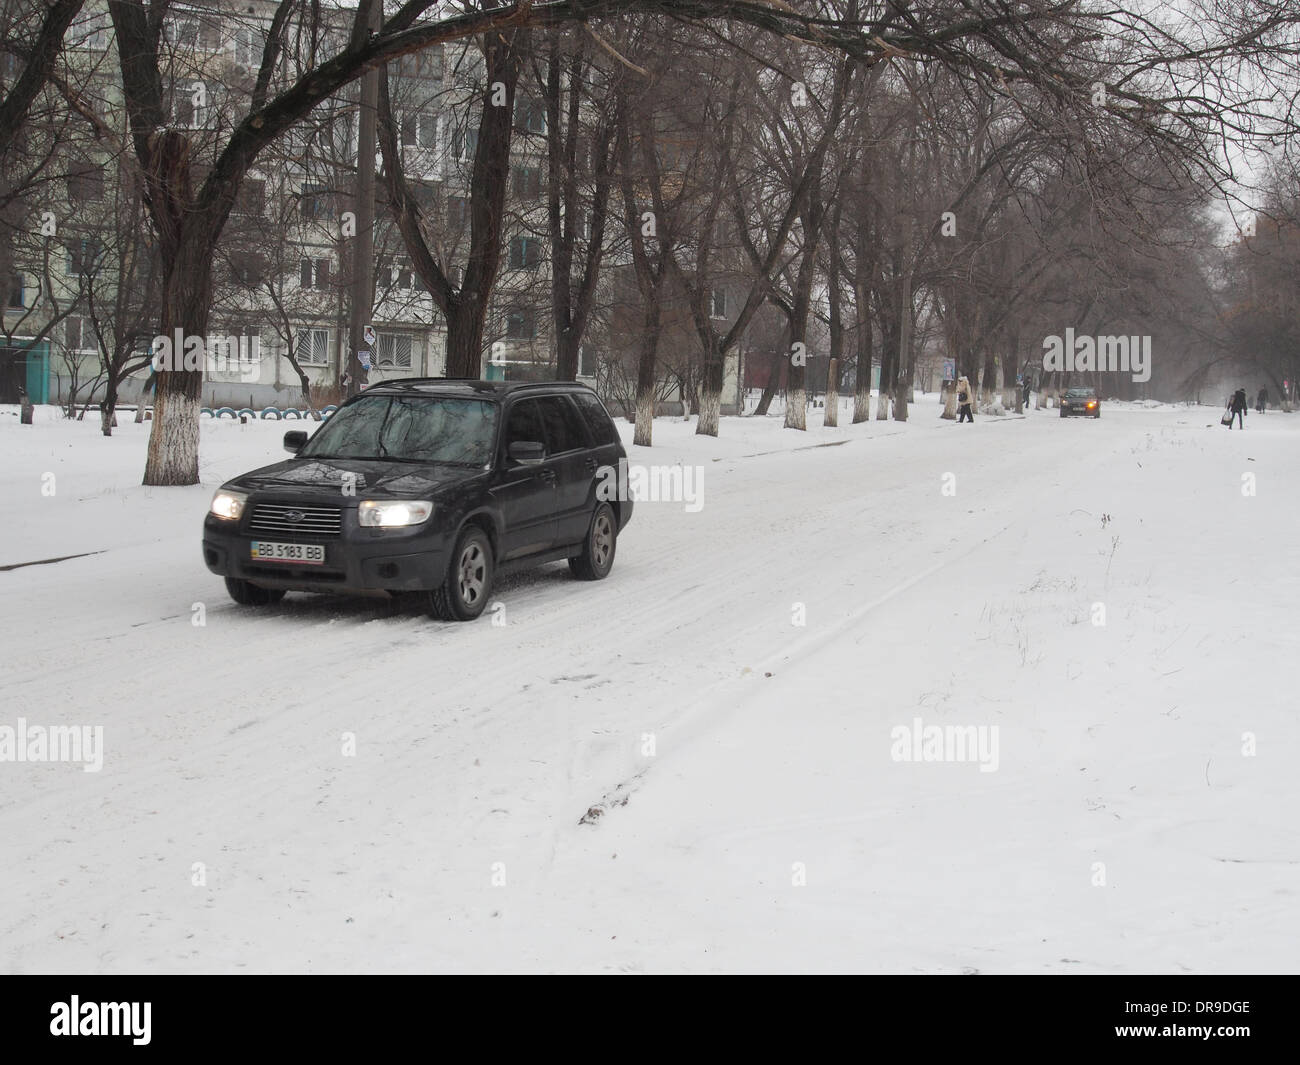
[227,457,486,498]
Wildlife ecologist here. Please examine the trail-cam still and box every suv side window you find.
[504,398,546,456]
[571,392,618,446]
[536,395,591,455]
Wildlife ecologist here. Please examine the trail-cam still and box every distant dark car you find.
[202,380,632,620]
[1059,386,1100,418]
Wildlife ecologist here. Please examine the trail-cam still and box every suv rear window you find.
[571,391,618,446]
[536,395,591,455]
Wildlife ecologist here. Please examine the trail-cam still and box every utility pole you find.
[346,0,382,398]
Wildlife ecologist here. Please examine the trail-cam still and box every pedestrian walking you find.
[957,376,974,423]
[1227,387,1248,429]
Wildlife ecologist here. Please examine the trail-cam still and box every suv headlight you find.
[210,488,248,520]
[358,500,434,527]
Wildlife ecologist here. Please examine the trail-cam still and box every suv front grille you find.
[248,502,343,538]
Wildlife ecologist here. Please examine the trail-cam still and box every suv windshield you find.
[1065,388,1096,398]
[302,395,498,466]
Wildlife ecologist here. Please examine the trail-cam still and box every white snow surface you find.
[1,399,1296,974]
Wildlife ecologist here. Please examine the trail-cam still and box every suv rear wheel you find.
[225,577,286,606]
[570,502,617,581]
[430,526,493,621]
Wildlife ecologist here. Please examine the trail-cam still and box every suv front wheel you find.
[431,526,494,621]
[570,502,617,581]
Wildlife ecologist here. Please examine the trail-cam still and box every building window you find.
[234,27,260,68]
[452,125,478,162]
[232,253,267,288]
[7,273,25,309]
[375,333,413,369]
[400,112,437,150]
[511,165,541,201]
[74,12,112,50]
[65,315,97,353]
[411,181,439,213]
[452,50,485,88]
[396,47,443,82]
[514,96,546,134]
[447,195,469,230]
[299,258,331,290]
[505,308,536,340]
[236,178,265,216]
[300,184,333,220]
[710,288,728,319]
[382,261,416,290]
[63,164,103,201]
[295,328,330,365]
[65,239,102,276]
[171,84,210,129]
[164,18,220,51]
[578,344,597,378]
[509,236,542,270]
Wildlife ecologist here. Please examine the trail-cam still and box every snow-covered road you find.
[2,400,1296,973]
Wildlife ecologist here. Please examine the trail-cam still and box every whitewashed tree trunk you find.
[784,387,807,429]
[145,391,200,485]
[824,358,839,427]
[696,388,721,437]
[634,390,654,447]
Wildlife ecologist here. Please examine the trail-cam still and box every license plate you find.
[250,541,325,565]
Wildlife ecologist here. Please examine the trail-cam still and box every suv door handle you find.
[538,468,557,483]
[584,457,598,472]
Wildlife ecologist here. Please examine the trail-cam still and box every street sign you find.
[362,324,376,347]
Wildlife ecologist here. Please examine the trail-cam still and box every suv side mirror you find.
[284,430,308,454]
[508,440,546,465]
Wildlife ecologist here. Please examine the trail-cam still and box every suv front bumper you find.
[203,515,448,593]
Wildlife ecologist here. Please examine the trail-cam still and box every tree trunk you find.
[444,301,486,379]
[633,303,660,447]
[754,350,781,415]
[101,375,119,436]
[556,328,581,382]
[876,337,894,421]
[980,348,997,407]
[824,357,839,427]
[697,340,725,436]
[893,271,913,422]
[142,250,213,484]
[852,322,872,424]
[941,380,957,419]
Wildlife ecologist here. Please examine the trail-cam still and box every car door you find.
[492,398,557,560]
[535,394,597,545]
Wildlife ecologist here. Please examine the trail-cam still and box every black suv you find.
[202,380,632,620]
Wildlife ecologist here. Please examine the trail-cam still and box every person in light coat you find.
[956,376,974,423]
